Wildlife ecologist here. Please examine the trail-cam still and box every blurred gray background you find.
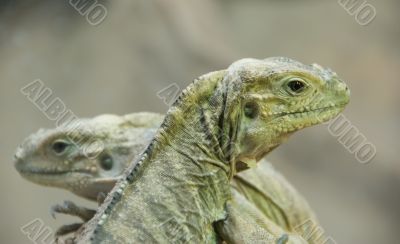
[0,0,398,243]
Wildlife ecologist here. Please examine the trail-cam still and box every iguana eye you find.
[51,140,70,155]
[286,78,307,94]
[100,154,113,170]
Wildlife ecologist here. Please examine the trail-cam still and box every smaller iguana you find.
[16,112,326,243]
[14,112,162,201]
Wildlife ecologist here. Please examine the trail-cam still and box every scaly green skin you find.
[15,112,319,242]
[72,57,349,243]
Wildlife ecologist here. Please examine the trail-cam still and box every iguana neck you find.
[80,70,236,243]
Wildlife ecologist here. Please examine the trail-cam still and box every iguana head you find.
[14,114,157,200]
[223,57,350,169]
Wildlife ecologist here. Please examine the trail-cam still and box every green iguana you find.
[76,57,349,243]
[16,57,349,243]
[15,112,320,242]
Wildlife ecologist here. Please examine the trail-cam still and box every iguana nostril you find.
[335,81,348,92]
[14,146,24,162]
[13,155,25,171]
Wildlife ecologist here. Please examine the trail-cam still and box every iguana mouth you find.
[279,103,346,117]
[18,168,91,176]
[20,170,70,175]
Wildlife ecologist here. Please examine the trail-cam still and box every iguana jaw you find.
[276,103,347,131]
[236,105,346,169]
[15,157,90,188]
[15,161,115,200]
[276,103,347,119]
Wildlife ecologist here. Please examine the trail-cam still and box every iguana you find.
[14,112,162,201]
[15,112,321,242]
[16,57,349,243]
[76,57,349,243]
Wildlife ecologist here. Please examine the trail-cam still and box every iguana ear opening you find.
[244,102,259,119]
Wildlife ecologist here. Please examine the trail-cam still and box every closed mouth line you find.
[19,169,90,175]
[280,103,345,117]
[19,169,70,175]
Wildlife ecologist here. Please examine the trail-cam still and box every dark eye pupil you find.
[100,155,113,170]
[288,80,305,92]
[52,142,68,154]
